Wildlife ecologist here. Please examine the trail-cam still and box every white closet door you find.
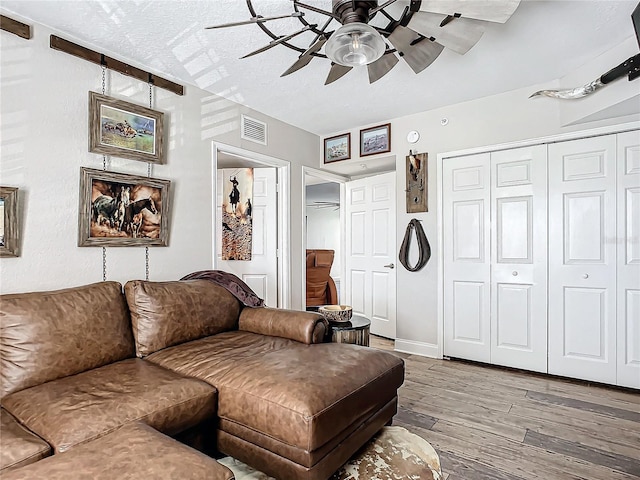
[548,135,617,384]
[443,153,491,362]
[616,130,640,389]
[490,146,548,373]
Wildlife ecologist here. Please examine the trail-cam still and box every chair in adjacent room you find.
[305,249,338,311]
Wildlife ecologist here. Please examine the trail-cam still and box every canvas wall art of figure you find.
[221,168,254,261]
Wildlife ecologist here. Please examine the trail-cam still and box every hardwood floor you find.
[370,335,640,480]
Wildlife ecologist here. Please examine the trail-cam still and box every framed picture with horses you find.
[88,92,164,164]
[78,167,171,247]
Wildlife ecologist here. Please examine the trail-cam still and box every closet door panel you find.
[490,146,547,372]
[443,153,491,362]
[617,130,640,388]
[548,135,617,384]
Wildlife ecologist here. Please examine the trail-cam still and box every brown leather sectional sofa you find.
[0,279,404,479]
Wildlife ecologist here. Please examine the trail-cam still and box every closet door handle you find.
[583,273,589,279]
[384,263,395,269]
[512,271,518,276]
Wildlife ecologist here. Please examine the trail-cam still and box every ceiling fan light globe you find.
[325,23,385,67]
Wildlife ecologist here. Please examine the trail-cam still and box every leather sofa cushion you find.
[0,282,134,398]
[1,358,216,453]
[0,408,51,473]
[147,331,404,451]
[1,422,234,480]
[125,279,240,357]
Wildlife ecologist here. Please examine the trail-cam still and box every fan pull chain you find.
[102,247,107,282]
[101,64,108,281]
[145,81,153,281]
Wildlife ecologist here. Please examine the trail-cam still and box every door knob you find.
[512,271,518,276]
[384,263,395,269]
[583,274,589,279]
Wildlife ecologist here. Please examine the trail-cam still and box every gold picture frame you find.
[89,91,164,164]
[78,167,171,247]
[0,186,19,257]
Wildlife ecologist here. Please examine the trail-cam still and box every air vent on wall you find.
[241,115,267,145]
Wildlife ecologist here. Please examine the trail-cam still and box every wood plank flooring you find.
[370,335,640,480]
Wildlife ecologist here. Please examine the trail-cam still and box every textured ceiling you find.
[2,1,638,135]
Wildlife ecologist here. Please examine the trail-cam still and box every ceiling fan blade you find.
[205,12,304,29]
[387,26,444,74]
[325,63,352,85]
[369,0,400,15]
[281,36,328,77]
[367,52,399,84]
[295,1,340,20]
[418,0,520,23]
[241,25,315,59]
[408,11,484,55]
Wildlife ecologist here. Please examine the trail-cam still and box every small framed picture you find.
[360,123,391,157]
[324,132,351,163]
[89,91,164,164]
[0,186,19,257]
[78,167,171,247]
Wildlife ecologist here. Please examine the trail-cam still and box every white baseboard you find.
[394,339,441,359]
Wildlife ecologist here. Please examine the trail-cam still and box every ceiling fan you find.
[307,201,341,210]
[206,0,521,84]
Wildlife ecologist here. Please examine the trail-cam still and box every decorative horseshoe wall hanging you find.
[405,151,428,213]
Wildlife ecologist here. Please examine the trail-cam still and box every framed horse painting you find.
[88,92,164,164]
[78,167,171,247]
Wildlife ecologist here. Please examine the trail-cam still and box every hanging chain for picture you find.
[101,65,107,172]
[102,247,107,282]
[101,64,108,281]
[145,81,153,281]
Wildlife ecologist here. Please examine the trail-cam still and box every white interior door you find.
[490,146,547,373]
[548,135,617,384]
[345,172,396,338]
[443,153,491,363]
[616,130,640,389]
[217,168,278,307]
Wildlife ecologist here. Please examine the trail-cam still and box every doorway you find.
[213,143,290,308]
[303,168,398,339]
[302,167,348,310]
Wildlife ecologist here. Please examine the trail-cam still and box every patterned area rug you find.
[217,426,442,480]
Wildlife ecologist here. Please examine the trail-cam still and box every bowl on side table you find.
[318,305,353,323]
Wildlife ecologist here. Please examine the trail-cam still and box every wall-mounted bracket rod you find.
[1,15,32,39]
[49,35,184,96]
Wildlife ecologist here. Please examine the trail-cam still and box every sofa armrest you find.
[239,308,327,344]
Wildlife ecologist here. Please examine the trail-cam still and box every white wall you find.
[0,19,319,306]
[306,207,341,279]
[321,38,640,356]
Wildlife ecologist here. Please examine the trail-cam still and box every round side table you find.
[328,315,371,346]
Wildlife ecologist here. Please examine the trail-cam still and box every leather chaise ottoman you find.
[147,330,405,480]
[0,422,234,480]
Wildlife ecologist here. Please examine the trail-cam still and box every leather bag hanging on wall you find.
[399,218,431,272]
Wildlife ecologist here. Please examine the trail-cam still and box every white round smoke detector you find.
[406,130,420,144]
